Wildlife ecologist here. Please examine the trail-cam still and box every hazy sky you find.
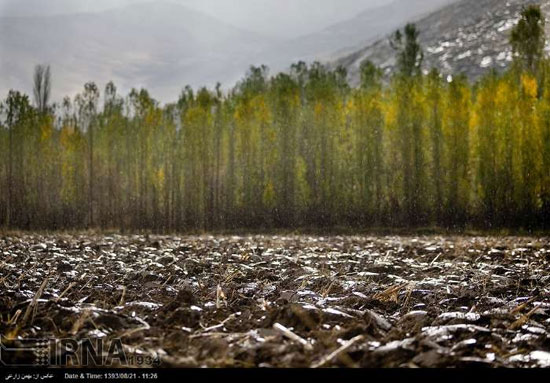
[0,0,392,38]
[2,0,448,102]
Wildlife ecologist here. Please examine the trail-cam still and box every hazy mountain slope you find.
[0,0,477,103]
[0,2,273,102]
[0,0,387,38]
[334,0,550,85]
[178,0,391,39]
[260,0,458,72]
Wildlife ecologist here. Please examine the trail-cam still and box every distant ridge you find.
[260,0,457,73]
[0,0,475,102]
[333,0,550,85]
[0,1,273,102]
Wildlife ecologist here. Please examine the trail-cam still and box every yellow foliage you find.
[263,180,275,208]
[157,168,165,187]
[40,116,54,141]
[60,125,75,148]
[521,73,538,99]
[314,102,324,118]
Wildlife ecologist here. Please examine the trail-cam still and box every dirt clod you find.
[0,234,549,368]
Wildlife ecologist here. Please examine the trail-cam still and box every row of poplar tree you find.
[1,6,549,231]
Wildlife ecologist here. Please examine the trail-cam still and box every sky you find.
[0,0,392,38]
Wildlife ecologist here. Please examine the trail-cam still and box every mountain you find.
[334,0,550,85]
[0,0,472,103]
[260,0,458,73]
[177,0,391,40]
[0,1,273,102]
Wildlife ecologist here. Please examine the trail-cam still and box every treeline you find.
[0,7,549,231]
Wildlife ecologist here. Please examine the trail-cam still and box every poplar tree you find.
[510,5,546,73]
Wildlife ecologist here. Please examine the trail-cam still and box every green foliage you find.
[360,60,383,91]
[391,23,424,77]
[2,57,550,231]
[511,5,546,73]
